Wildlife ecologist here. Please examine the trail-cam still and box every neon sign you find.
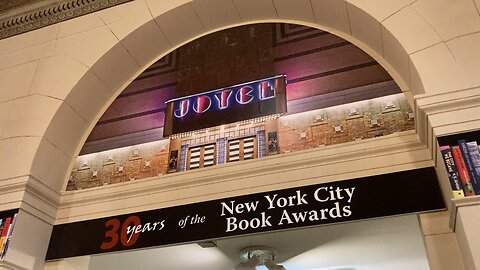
[163,75,287,137]
[172,77,278,118]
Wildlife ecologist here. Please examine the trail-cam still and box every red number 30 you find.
[100,216,141,250]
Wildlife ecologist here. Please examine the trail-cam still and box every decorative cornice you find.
[0,0,134,40]
[414,86,480,154]
[0,174,60,224]
[415,87,480,117]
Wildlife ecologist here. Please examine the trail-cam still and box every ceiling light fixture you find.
[235,246,287,270]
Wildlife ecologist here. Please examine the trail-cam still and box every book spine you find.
[440,146,465,198]
[0,217,11,254]
[467,141,480,177]
[1,214,17,258]
[458,140,480,194]
[451,145,476,196]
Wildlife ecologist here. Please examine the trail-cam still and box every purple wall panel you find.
[98,87,174,122]
[121,72,176,95]
[274,45,375,81]
[88,113,165,141]
[273,34,345,59]
[285,65,392,101]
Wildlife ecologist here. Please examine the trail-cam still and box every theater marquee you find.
[163,75,287,137]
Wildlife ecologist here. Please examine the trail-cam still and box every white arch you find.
[0,0,477,217]
[1,1,478,268]
[31,0,428,193]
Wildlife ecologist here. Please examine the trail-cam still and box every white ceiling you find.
[86,214,430,270]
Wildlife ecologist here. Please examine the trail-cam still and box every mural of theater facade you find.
[67,23,414,191]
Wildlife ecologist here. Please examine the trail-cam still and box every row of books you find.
[440,139,480,198]
[0,213,17,259]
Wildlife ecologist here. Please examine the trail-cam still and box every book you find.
[458,140,480,195]
[439,146,465,198]
[467,141,480,180]
[451,145,476,196]
[1,214,17,258]
[0,217,11,253]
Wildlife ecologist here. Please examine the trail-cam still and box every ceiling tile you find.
[0,61,37,102]
[192,0,242,30]
[91,43,141,93]
[382,6,442,54]
[55,26,119,68]
[0,24,59,55]
[31,138,72,192]
[66,70,112,124]
[381,25,410,91]
[3,95,61,139]
[0,137,41,179]
[120,20,172,67]
[233,0,278,21]
[57,12,105,39]
[98,0,151,25]
[347,0,414,21]
[144,0,192,18]
[44,101,90,157]
[155,3,205,47]
[30,54,88,100]
[311,0,350,34]
[346,2,383,57]
[0,41,55,70]
[409,58,424,95]
[0,101,13,138]
[412,0,480,40]
[410,42,480,94]
[273,0,315,23]
[99,0,153,40]
[446,32,480,61]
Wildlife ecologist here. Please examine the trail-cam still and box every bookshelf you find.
[437,129,480,230]
[0,209,18,260]
[437,130,480,148]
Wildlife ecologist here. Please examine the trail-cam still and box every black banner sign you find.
[46,167,444,260]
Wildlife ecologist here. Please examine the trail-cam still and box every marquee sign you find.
[163,75,287,137]
[45,167,444,260]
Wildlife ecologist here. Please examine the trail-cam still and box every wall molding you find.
[0,175,60,224]
[22,176,61,224]
[0,0,133,40]
[415,86,480,162]
[415,87,480,116]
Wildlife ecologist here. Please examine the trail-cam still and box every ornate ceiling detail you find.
[0,0,134,40]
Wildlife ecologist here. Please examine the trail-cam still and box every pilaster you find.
[415,86,480,270]
[0,176,60,270]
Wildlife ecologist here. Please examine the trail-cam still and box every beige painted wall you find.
[0,0,480,269]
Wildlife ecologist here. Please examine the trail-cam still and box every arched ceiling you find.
[81,23,401,154]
